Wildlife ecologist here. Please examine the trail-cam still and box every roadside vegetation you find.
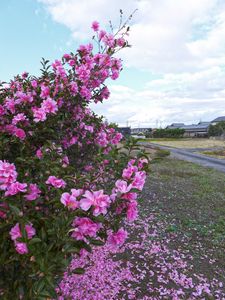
[199,149,225,160]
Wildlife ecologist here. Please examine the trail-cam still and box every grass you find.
[144,158,225,255]
[114,157,225,298]
[145,138,225,149]
[198,149,225,159]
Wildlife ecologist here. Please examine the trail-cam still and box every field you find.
[147,138,225,149]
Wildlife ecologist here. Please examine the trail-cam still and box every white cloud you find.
[39,0,225,72]
[39,0,225,126]
[91,83,225,127]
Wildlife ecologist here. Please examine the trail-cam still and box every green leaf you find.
[29,238,42,245]
[73,267,85,275]
[8,204,21,216]
[90,239,105,246]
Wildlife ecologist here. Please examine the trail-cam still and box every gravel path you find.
[141,142,225,173]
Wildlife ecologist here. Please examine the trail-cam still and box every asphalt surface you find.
[140,142,225,173]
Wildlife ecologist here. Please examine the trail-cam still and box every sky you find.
[1,0,225,128]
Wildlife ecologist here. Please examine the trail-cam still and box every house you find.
[166,123,185,129]
[166,121,210,137]
[181,122,210,137]
[117,127,131,136]
[211,116,225,126]
[131,128,151,135]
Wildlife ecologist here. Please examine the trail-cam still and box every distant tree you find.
[208,121,225,136]
[153,128,184,138]
[109,122,119,129]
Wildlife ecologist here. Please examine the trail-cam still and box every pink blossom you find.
[107,228,128,246]
[80,190,111,216]
[131,171,146,191]
[138,158,148,169]
[41,97,58,114]
[0,105,5,116]
[5,182,27,196]
[14,128,26,140]
[12,113,27,125]
[40,85,50,98]
[71,189,83,197]
[91,21,99,31]
[99,30,106,40]
[62,156,69,167]
[115,180,132,194]
[36,149,43,159]
[71,217,100,241]
[121,192,137,201]
[117,37,126,47]
[70,82,78,95]
[10,223,22,241]
[24,183,41,201]
[60,192,78,210]
[15,242,28,255]
[46,176,66,189]
[0,160,17,190]
[80,86,92,100]
[33,107,47,122]
[127,200,138,222]
[122,166,137,180]
[25,223,36,239]
[31,80,37,88]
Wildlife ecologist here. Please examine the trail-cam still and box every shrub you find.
[208,121,225,136]
[0,20,148,299]
[153,128,185,138]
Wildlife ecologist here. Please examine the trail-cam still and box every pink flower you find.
[41,97,58,114]
[131,171,146,191]
[115,180,132,194]
[12,113,27,125]
[31,80,37,88]
[138,158,148,169]
[46,176,66,189]
[15,242,28,254]
[5,182,27,196]
[127,200,138,222]
[121,192,137,201]
[36,149,43,159]
[117,37,126,47]
[14,128,26,140]
[71,217,100,241]
[91,21,99,31]
[71,189,83,197]
[0,160,17,190]
[107,228,128,247]
[33,107,47,122]
[24,183,41,201]
[40,85,50,98]
[122,166,137,180]
[80,190,111,216]
[99,30,106,40]
[25,223,36,239]
[10,223,22,241]
[60,192,78,210]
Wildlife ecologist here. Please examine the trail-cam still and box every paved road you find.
[140,142,225,173]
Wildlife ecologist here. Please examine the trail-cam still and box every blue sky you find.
[1,0,225,127]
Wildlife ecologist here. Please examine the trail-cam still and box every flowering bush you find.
[0,19,148,299]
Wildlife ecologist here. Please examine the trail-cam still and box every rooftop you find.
[211,116,225,123]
